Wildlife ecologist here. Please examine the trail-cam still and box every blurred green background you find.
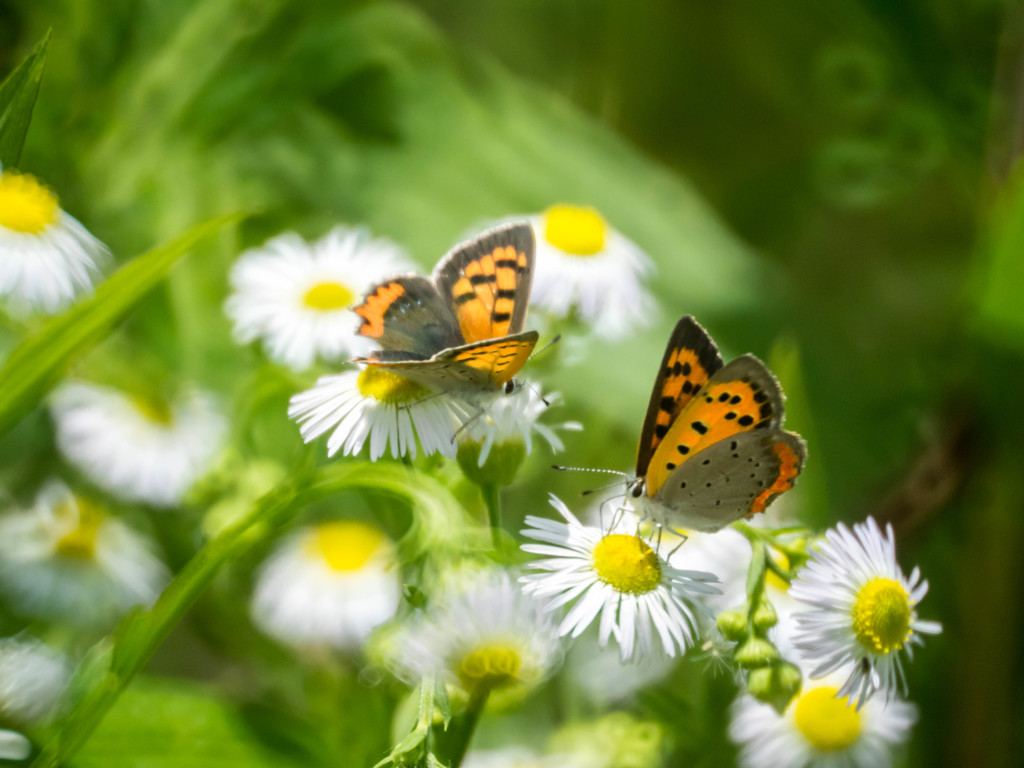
[2,0,1022,766]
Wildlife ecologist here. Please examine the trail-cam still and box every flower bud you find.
[734,637,779,669]
[457,440,526,487]
[716,610,748,642]
[752,598,778,632]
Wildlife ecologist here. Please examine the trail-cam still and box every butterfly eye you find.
[503,380,517,395]
[630,481,644,498]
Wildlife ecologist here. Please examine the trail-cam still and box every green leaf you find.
[73,677,306,768]
[0,214,237,437]
[0,29,50,167]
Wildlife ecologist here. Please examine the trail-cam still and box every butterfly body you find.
[352,223,537,395]
[630,316,805,532]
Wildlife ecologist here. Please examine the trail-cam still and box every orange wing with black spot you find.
[434,223,534,344]
[635,316,723,478]
[353,275,463,358]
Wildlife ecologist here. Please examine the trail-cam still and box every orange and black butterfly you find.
[627,316,806,532]
[352,223,537,395]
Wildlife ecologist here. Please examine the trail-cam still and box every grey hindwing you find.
[433,222,535,336]
[365,275,464,356]
[652,431,789,532]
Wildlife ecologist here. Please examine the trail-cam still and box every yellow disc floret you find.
[0,170,60,234]
[54,496,103,560]
[308,520,388,572]
[851,576,912,654]
[131,394,175,425]
[542,204,607,256]
[303,281,354,311]
[357,367,429,405]
[794,686,861,752]
[457,642,523,693]
[591,534,662,594]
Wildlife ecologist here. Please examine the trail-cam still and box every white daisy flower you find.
[0,636,68,761]
[288,367,471,461]
[458,388,581,468]
[225,227,413,371]
[0,167,108,314]
[528,205,654,340]
[395,569,561,698]
[729,669,918,768]
[788,517,941,708]
[50,382,227,507]
[0,482,169,626]
[520,495,720,662]
[250,520,401,651]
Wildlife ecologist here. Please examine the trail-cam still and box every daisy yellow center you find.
[457,642,523,693]
[357,367,429,405]
[0,170,60,234]
[591,534,662,594]
[766,550,791,593]
[131,395,175,425]
[851,577,911,654]
[54,497,103,560]
[307,521,387,572]
[794,686,861,752]
[542,204,607,256]
[303,281,354,311]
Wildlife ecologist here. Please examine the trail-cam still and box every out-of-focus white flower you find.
[528,205,654,340]
[0,635,68,761]
[0,482,169,626]
[458,388,581,468]
[289,367,470,461]
[395,569,561,698]
[50,382,227,508]
[789,517,940,708]
[463,748,582,768]
[520,495,719,662]
[225,227,413,370]
[0,167,108,314]
[251,520,401,651]
[729,668,918,768]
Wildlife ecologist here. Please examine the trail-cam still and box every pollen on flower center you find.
[308,521,387,572]
[591,534,662,594]
[303,281,354,311]
[794,686,861,751]
[53,498,102,560]
[356,367,429,405]
[457,642,523,693]
[851,577,912,654]
[0,170,60,234]
[542,204,607,256]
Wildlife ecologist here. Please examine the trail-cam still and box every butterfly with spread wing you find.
[352,222,538,396]
[624,315,806,532]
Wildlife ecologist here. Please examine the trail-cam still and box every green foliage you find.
[0,215,236,437]
[0,29,49,167]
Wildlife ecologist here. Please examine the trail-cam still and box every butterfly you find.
[352,222,538,396]
[626,315,806,532]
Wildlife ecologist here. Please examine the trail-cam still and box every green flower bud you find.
[457,440,526,487]
[734,637,779,669]
[752,598,778,632]
[748,661,802,715]
[716,610,748,642]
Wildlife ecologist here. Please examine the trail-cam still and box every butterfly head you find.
[627,477,646,499]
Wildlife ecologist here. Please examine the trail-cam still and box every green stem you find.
[481,482,502,549]
[439,688,490,768]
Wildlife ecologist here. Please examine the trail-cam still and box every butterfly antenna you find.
[451,406,486,443]
[528,382,551,408]
[534,333,562,359]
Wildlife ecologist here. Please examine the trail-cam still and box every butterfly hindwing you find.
[354,275,463,358]
[646,430,806,532]
[643,354,784,499]
[636,316,724,477]
[433,223,535,344]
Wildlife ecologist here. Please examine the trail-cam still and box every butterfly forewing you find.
[644,355,784,496]
[646,430,805,532]
[636,316,723,477]
[354,275,463,358]
[433,223,535,344]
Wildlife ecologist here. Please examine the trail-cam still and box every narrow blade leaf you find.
[0,214,237,436]
[0,28,51,167]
